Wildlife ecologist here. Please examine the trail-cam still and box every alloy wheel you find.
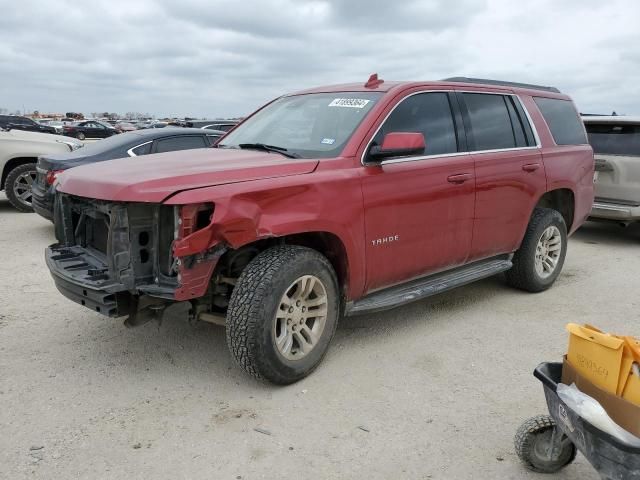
[273,275,328,361]
[535,226,562,279]
[13,170,36,207]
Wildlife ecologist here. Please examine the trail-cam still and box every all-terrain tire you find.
[5,163,36,212]
[226,245,340,384]
[515,415,576,473]
[506,208,567,292]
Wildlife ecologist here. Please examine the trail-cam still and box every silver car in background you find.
[584,116,640,225]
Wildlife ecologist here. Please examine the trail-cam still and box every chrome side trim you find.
[380,151,470,166]
[592,202,634,213]
[127,140,152,157]
[513,95,542,148]
[361,89,541,167]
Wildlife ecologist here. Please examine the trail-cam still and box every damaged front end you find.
[46,193,225,326]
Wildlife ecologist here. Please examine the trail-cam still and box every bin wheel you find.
[515,415,577,473]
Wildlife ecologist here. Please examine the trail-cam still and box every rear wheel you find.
[226,245,339,384]
[515,415,576,473]
[76,132,86,140]
[506,208,567,292]
[5,163,36,212]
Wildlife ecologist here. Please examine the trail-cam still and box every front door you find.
[361,91,476,293]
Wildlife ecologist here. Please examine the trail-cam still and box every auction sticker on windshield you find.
[328,98,371,108]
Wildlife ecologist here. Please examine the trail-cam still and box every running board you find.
[345,256,513,316]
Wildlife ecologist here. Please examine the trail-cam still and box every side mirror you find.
[368,132,425,161]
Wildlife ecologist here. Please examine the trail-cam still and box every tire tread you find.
[226,245,338,384]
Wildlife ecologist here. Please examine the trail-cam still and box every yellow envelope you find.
[566,323,625,394]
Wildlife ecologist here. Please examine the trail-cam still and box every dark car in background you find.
[62,121,118,140]
[32,128,222,220]
[0,115,57,134]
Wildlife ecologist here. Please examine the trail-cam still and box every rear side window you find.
[130,142,152,156]
[586,123,640,156]
[154,135,207,153]
[374,92,458,156]
[533,97,587,145]
[462,93,521,151]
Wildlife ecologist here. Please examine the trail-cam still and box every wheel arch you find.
[216,230,351,298]
[2,157,37,190]
[534,188,575,231]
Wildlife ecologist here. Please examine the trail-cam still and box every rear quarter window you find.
[586,123,640,156]
[534,97,587,146]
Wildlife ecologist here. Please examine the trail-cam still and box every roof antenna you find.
[365,73,384,89]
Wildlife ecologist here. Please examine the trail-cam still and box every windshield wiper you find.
[237,143,300,159]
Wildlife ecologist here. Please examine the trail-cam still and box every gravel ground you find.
[1,191,639,480]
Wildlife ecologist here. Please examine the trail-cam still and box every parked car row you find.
[0,115,239,140]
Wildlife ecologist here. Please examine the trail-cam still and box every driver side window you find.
[373,92,459,156]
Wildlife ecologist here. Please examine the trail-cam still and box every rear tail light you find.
[46,169,64,185]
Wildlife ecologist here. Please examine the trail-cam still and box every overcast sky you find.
[0,0,638,118]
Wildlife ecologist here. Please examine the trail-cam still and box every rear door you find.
[457,91,546,260]
[586,122,640,205]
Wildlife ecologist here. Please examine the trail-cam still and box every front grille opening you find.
[140,249,149,264]
[89,218,109,254]
[139,231,149,246]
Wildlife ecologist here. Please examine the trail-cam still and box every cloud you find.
[0,0,637,117]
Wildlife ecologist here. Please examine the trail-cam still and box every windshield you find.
[219,92,382,159]
[586,123,640,156]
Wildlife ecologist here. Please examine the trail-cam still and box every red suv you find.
[46,76,594,384]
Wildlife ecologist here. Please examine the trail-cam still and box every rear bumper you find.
[31,183,54,221]
[590,199,640,221]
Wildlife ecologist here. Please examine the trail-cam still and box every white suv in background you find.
[0,129,83,212]
[584,116,640,225]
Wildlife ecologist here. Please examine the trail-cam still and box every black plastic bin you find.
[515,362,640,480]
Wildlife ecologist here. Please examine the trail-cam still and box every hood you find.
[56,147,319,202]
[1,129,82,147]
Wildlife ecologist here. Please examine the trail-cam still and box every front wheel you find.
[5,163,37,212]
[515,415,576,473]
[226,245,340,384]
[506,208,567,292]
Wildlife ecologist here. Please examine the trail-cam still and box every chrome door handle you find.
[522,163,541,172]
[447,173,472,184]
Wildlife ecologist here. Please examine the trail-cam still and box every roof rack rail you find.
[443,77,561,93]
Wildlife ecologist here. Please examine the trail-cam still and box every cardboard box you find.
[566,323,626,394]
[622,337,640,405]
[562,357,640,438]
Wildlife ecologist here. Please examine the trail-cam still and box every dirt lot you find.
[1,192,638,480]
